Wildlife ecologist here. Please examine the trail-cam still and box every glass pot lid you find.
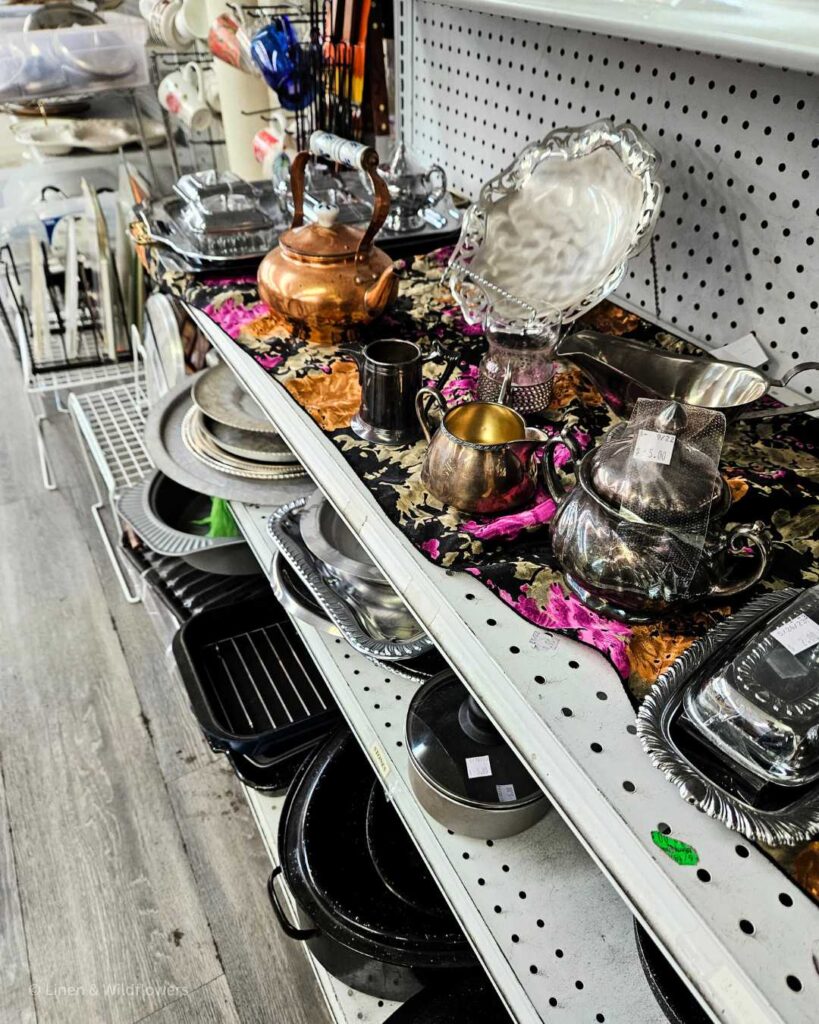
[684,584,819,786]
[590,401,726,522]
[406,673,542,808]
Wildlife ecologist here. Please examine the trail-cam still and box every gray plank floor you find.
[0,339,330,1024]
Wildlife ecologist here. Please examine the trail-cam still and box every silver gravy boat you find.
[557,330,819,421]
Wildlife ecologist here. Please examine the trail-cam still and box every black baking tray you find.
[172,595,340,760]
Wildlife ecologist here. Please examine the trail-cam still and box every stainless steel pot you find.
[406,672,548,839]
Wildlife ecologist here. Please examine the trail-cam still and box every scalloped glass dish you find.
[447,120,663,341]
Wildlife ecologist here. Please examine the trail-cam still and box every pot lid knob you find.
[315,204,340,228]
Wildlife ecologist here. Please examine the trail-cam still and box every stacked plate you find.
[185,363,304,481]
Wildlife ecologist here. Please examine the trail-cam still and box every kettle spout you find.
[364,264,398,316]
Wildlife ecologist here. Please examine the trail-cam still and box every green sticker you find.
[651,831,699,866]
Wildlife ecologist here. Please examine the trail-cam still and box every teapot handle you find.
[708,521,771,598]
[290,132,390,275]
[415,386,448,443]
[424,165,447,208]
[544,428,582,503]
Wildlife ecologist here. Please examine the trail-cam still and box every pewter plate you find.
[192,362,278,434]
[299,489,382,585]
[637,587,819,846]
[447,120,663,335]
[205,416,297,465]
[182,407,305,482]
[144,373,307,505]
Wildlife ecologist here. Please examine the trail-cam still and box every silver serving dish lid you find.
[174,170,256,204]
[447,120,662,338]
[684,585,819,787]
[299,490,383,585]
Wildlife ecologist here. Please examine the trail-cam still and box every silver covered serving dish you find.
[266,496,433,661]
[639,587,819,845]
[447,120,662,341]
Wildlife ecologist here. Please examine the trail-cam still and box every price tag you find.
[651,831,699,866]
[496,783,517,802]
[772,613,819,656]
[466,755,492,779]
[633,429,676,465]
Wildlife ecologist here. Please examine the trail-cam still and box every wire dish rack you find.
[69,377,153,604]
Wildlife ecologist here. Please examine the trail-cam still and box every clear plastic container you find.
[684,585,819,785]
[0,14,149,104]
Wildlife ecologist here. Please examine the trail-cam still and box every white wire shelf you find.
[191,307,819,1024]
[26,357,136,395]
[232,500,666,1024]
[68,383,153,495]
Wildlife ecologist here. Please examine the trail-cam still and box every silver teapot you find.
[544,403,771,622]
[378,140,447,233]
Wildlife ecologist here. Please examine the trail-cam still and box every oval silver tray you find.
[637,587,819,846]
[267,498,434,662]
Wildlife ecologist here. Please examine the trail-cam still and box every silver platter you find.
[205,416,297,464]
[192,362,278,434]
[447,119,663,336]
[637,587,819,846]
[182,406,305,482]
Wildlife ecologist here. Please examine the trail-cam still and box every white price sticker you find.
[529,630,559,652]
[772,613,819,656]
[496,784,517,802]
[466,755,492,779]
[633,429,676,465]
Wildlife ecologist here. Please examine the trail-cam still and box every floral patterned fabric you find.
[183,249,819,704]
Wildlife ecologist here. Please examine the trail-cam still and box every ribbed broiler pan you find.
[172,595,340,761]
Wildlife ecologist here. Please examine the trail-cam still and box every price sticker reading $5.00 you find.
[633,428,676,466]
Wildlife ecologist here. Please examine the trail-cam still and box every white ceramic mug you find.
[158,63,213,134]
[202,67,221,113]
[252,114,289,177]
[141,0,193,49]
[175,0,210,42]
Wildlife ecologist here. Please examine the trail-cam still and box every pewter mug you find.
[544,430,771,622]
[343,339,423,445]
[415,388,548,514]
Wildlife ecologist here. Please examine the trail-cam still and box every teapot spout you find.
[364,264,399,316]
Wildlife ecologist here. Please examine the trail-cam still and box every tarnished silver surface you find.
[267,499,434,661]
[447,120,662,338]
[546,430,771,622]
[379,140,448,234]
[557,331,819,421]
[637,588,819,846]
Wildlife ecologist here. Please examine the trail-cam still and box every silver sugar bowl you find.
[545,404,771,622]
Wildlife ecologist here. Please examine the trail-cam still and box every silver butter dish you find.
[684,585,819,786]
[639,587,819,845]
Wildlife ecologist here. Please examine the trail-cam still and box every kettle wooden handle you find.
[290,132,391,268]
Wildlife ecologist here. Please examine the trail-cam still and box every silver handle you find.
[708,520,771,598]
[415,386,448,443]
[543,428,582,503]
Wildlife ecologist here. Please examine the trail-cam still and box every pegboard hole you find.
[779,893,793,907]
[555,948,564,958]
[596,690,608,701]
[487,618,497,626]
[535,675,545,684]
[477,877,485,886]
[596,1016,606,1023]
[786,976,802,992]
[697,869,711,883]
[626,724,638,735]
[512,933,520,943]
[537,919,545,928]
[561,707,573,717]
[735,844,750,859]
[739,919,755,935]
[568,660,580,669]
[549,998,557,1008]
[622,780,636,792]
[657,822,671,835]
[509,645,520,654]
[529,965,538,975]
[575,980,584,990]
[590,742,603,753]
[494,905,502,913]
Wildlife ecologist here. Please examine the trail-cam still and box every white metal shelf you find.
[191,308,819,1024]
[232,499,666,1024]
[441,0,819,74]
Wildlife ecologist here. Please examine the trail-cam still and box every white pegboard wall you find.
[399,0,819,392]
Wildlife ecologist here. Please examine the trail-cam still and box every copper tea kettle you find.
[258,131,398,345]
